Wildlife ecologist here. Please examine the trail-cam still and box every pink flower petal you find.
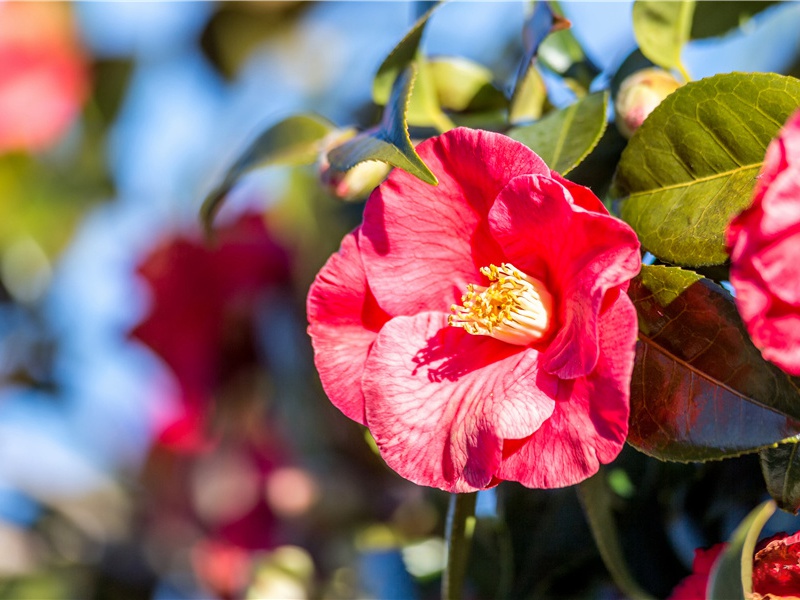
[550,171,608,214]
[360,127,549,317]
[496,294,636,488]
[753,232,800,307]
[489,174,641,378]
[362,312,557,492]
[307,230,390,424]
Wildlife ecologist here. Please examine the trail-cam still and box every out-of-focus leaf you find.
[404,53,456,132]
[691,2,780,40]
[508,65,547,126]
[509,91,607,175]
[707,500,775,600]
[428,57,506,113]
[632,0,694,77]
[200,114,334,232]
[627,265,800,462]
[329,66,437,186]
[760,437,800,514]
[538,0,586,75]
[577,471,656,600]
[200,3,310,79]
[509,2,557,123]
[373,3,439,106]
[615,72,800,267]
[0,154,107,260]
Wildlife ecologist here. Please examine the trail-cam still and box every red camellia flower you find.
[307,128,641,492]
[132,212,291,450]
[0,2,89,153]
[669,532,800,599]
[727,109,800,376]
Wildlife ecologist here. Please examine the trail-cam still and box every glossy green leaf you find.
[691,2,780,40]
[328,66,437,186]
[632,0,694,77]
[627,265,800,462]
[200,114,333,232]
[616,72,800,267]
[428,57,506,113]
[760,437,800,514]
[509,91,608,175]
[577,471,656,600]
[707,500,775,600]
[372,3,438,106]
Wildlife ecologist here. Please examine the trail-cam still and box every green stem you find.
[577,475,655,600]
[442,492,477,600]
[677,62,692,83]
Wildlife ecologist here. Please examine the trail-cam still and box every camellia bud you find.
[615,68,682,139]
[318,129,391,202]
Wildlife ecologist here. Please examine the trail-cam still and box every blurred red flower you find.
[753,530,800,598]
[307,128,641,492]
[669,532,800,599]
[668,543,726,600]
[727,109,800,376]
[0,2,89,153]
[132,212,291,450]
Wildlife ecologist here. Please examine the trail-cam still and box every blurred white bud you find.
[318,129,391,202]
[615,68,682,139]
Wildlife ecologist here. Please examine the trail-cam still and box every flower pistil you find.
[449,263,553,346]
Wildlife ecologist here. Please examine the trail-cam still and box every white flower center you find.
[448,263,554,346]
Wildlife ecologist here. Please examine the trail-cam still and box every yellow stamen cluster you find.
[448,263,554,346]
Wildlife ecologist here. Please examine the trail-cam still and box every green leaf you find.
[372,3,439,106]
[328,66,437,186]
[509,91,608,175]
[508,65,548,126]
[200,114,333,232]
[615,72,800,267]
[632,0,695,77]
[707,500,775,600]
[760,437,800,514]
[428,57,506,113]
[577,471,656,600]
[627,265,800,462]
[404,53,456,132]
[691,2,780,40]
[509,2,556,123]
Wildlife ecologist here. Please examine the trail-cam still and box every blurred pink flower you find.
[0,2,89,153]
[307,128,641,492]
[132,212,291,450]
[727,109,800,376]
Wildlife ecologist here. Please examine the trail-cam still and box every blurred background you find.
[2,2,800,599]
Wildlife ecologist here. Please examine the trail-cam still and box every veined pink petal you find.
[496,294,636,488]
[727,109,800,376]
[307,230,390,425]
[362,312,557,492]
[360,127,549,317]
[488,174,641,378]
[754,111,800,239]
[753,231,800,307]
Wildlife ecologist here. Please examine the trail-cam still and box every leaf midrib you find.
[639,333,795,420]
[625,162,761,197]
[550,104,575,171]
